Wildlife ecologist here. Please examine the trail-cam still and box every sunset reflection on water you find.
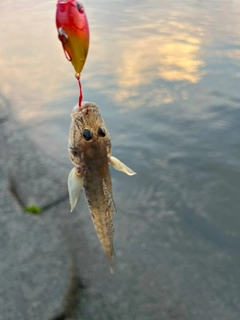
[0,0,240,118]
[112,19,204,108]
[117,21,203,87]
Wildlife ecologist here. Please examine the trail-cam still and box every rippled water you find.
[1,0,240,317]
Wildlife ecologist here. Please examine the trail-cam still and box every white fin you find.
[68,167,83,212]
[109,156,136,176]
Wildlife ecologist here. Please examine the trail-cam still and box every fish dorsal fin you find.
[109,156,136,176]
[102,179,117,214]
[102,179,116,272]
[68,167,84,212]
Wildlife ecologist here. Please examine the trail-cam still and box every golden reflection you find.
[0,1,206,116]
[82,17,204,110]
[117,20,204,93]
[84,18,204,109]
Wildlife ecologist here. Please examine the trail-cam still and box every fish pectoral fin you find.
[109,156,136,176]
[68,167,83,212]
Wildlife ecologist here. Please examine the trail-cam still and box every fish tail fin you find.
[68,167,83,212]
[109,156,136,176]
[109,242,116,274]
[109,258,115,274]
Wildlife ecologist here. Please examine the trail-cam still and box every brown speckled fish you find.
[68,102,136,272]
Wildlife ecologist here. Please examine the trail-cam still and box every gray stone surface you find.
[0,97,73,320]
[47,194,240,320]
[0,188,69,320]
[1,114,69,210]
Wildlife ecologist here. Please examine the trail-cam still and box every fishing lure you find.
[56,0,90,106]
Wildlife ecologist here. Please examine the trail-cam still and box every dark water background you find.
[1,0,240,319]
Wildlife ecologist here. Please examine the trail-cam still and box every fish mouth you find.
[74,164,86,176]
[71,101,99,114]
[81,101,99,112]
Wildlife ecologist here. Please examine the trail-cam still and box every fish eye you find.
[76,2,84,12]
[83,129,92,141]
[98,127,106,137]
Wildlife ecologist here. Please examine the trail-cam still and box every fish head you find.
[68,102,112,169]
[56,0,90,73]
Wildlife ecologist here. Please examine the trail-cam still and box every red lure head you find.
[56,0,90,74]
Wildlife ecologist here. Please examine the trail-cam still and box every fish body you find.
[56,0,90,74]
[68,102,136,271]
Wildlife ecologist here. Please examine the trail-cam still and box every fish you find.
[67,102,136,272]
[56,0,90,75]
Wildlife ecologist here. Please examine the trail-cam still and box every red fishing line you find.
[76,74,82,107]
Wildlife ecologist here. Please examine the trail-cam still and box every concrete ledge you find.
[0,97,76,320]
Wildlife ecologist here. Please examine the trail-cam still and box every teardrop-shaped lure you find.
[56,0,90,75]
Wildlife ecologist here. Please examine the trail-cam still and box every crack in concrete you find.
[9,175,26,209]
[8,174,69,214]
[49,313,66,320]
[0,117,9,124]
[9,174,86,320]
[42,195,70,212]
[0,94,11,120]
[50,234,86,320]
